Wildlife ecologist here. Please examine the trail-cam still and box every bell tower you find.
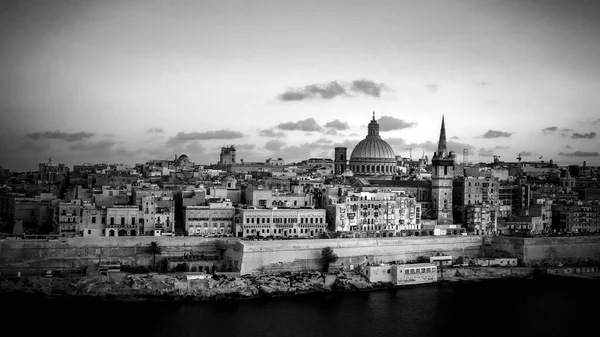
[431,115,454,225]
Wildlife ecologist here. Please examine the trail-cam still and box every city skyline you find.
[1,0,600,171]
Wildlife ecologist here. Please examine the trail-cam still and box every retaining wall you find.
[239,236,485,275]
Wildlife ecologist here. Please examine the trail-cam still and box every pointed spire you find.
[372,111,376,121]
[437,115,447,158]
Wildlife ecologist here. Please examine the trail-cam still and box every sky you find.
[1,0,599,172]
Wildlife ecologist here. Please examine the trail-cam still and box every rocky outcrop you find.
[0,267,536,301]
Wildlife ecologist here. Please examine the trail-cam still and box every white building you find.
[235,208,326,238]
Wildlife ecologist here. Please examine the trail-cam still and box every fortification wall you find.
[0,237,234,268]
[523,236,600,264]
[239,236,484,275]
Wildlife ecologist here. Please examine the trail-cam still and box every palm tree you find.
[145,241,162,270]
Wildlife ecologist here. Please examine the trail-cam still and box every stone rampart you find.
[0,237,236,269]
[523,236,600,265]
[239,236,484,275]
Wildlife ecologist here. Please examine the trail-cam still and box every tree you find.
[321,247,338,272]
[145,241,163,270]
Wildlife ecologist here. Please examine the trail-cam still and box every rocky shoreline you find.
[0,267,536,301]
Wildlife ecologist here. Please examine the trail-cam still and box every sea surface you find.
[3,276,598,337]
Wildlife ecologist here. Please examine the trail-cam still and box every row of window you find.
[245,217,324,224]
[245,228,324,235]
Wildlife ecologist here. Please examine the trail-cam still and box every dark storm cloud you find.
[558,151,600,157]
[146,127,164,133]
[167,130,244,145]
[349,79,387,97]
[277,118,322,132]
[26,130,95,142]
[278,79,389,101]
[259,129,286,137]
[69,140,115,151]
[324,119,350,130]
[481,130,512,138]
[378,116,416,132]
[278,81,346,101]
[571,132,596,139]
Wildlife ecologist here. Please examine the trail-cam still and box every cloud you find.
[558,151,600,157]
[167,130,244,145]
[378,116,416,132]
[324,119,350,131]
[26,130,95,142]
[519,151,537,157]
[278,81,346,101]
[593,118,600,124]
[571,132,596,139]
[20,142,50,153]
[259,129,286,137]
[184,141,206,154]
[277,118,322,132]
[278,79,389,101]
[450,136,459,140]
[324,129,338,135]
[481,130,512,138]
[349,79,387,97]
[265,140,286,152]
[565,145,572,149]
[114,147,137,157]
[69,140,115,151]
[426,84,438,93]
[478,148,495,157]
[146,127,164,133]
[235,144,256,150]
[542,126,558,133]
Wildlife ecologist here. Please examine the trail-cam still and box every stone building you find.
[235,208,326,238]
[327,191,421,235]
[185,200,235,236]
[105,205,141,237]
[349,113,397,177]
[430,116,454,225]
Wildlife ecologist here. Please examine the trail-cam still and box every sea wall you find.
[0,237,237,269]
[239,236,485,275]
[523,236,600,264]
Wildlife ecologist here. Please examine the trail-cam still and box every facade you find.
[362,263,437,285]
[243,189,314,208]
[235,208,326,238]
[552,201,600,233]
[327,191,421,234]
[105,206,141,237]
[56,200,83,237]
[219,146,236,165]
[349,113,397,177]
[334,147,348,175]
[431,116,454,225]
[185,200,235,236]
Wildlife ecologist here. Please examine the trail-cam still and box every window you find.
[387,269,391,274]
[102,217,106,224]
[92,217,96,224]
[87,230,91,235]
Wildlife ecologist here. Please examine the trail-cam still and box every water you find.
[4,277,598,337]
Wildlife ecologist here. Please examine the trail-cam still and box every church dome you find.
[178,154,189,161]
[350,137,395,159]
[349,112,397,177]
